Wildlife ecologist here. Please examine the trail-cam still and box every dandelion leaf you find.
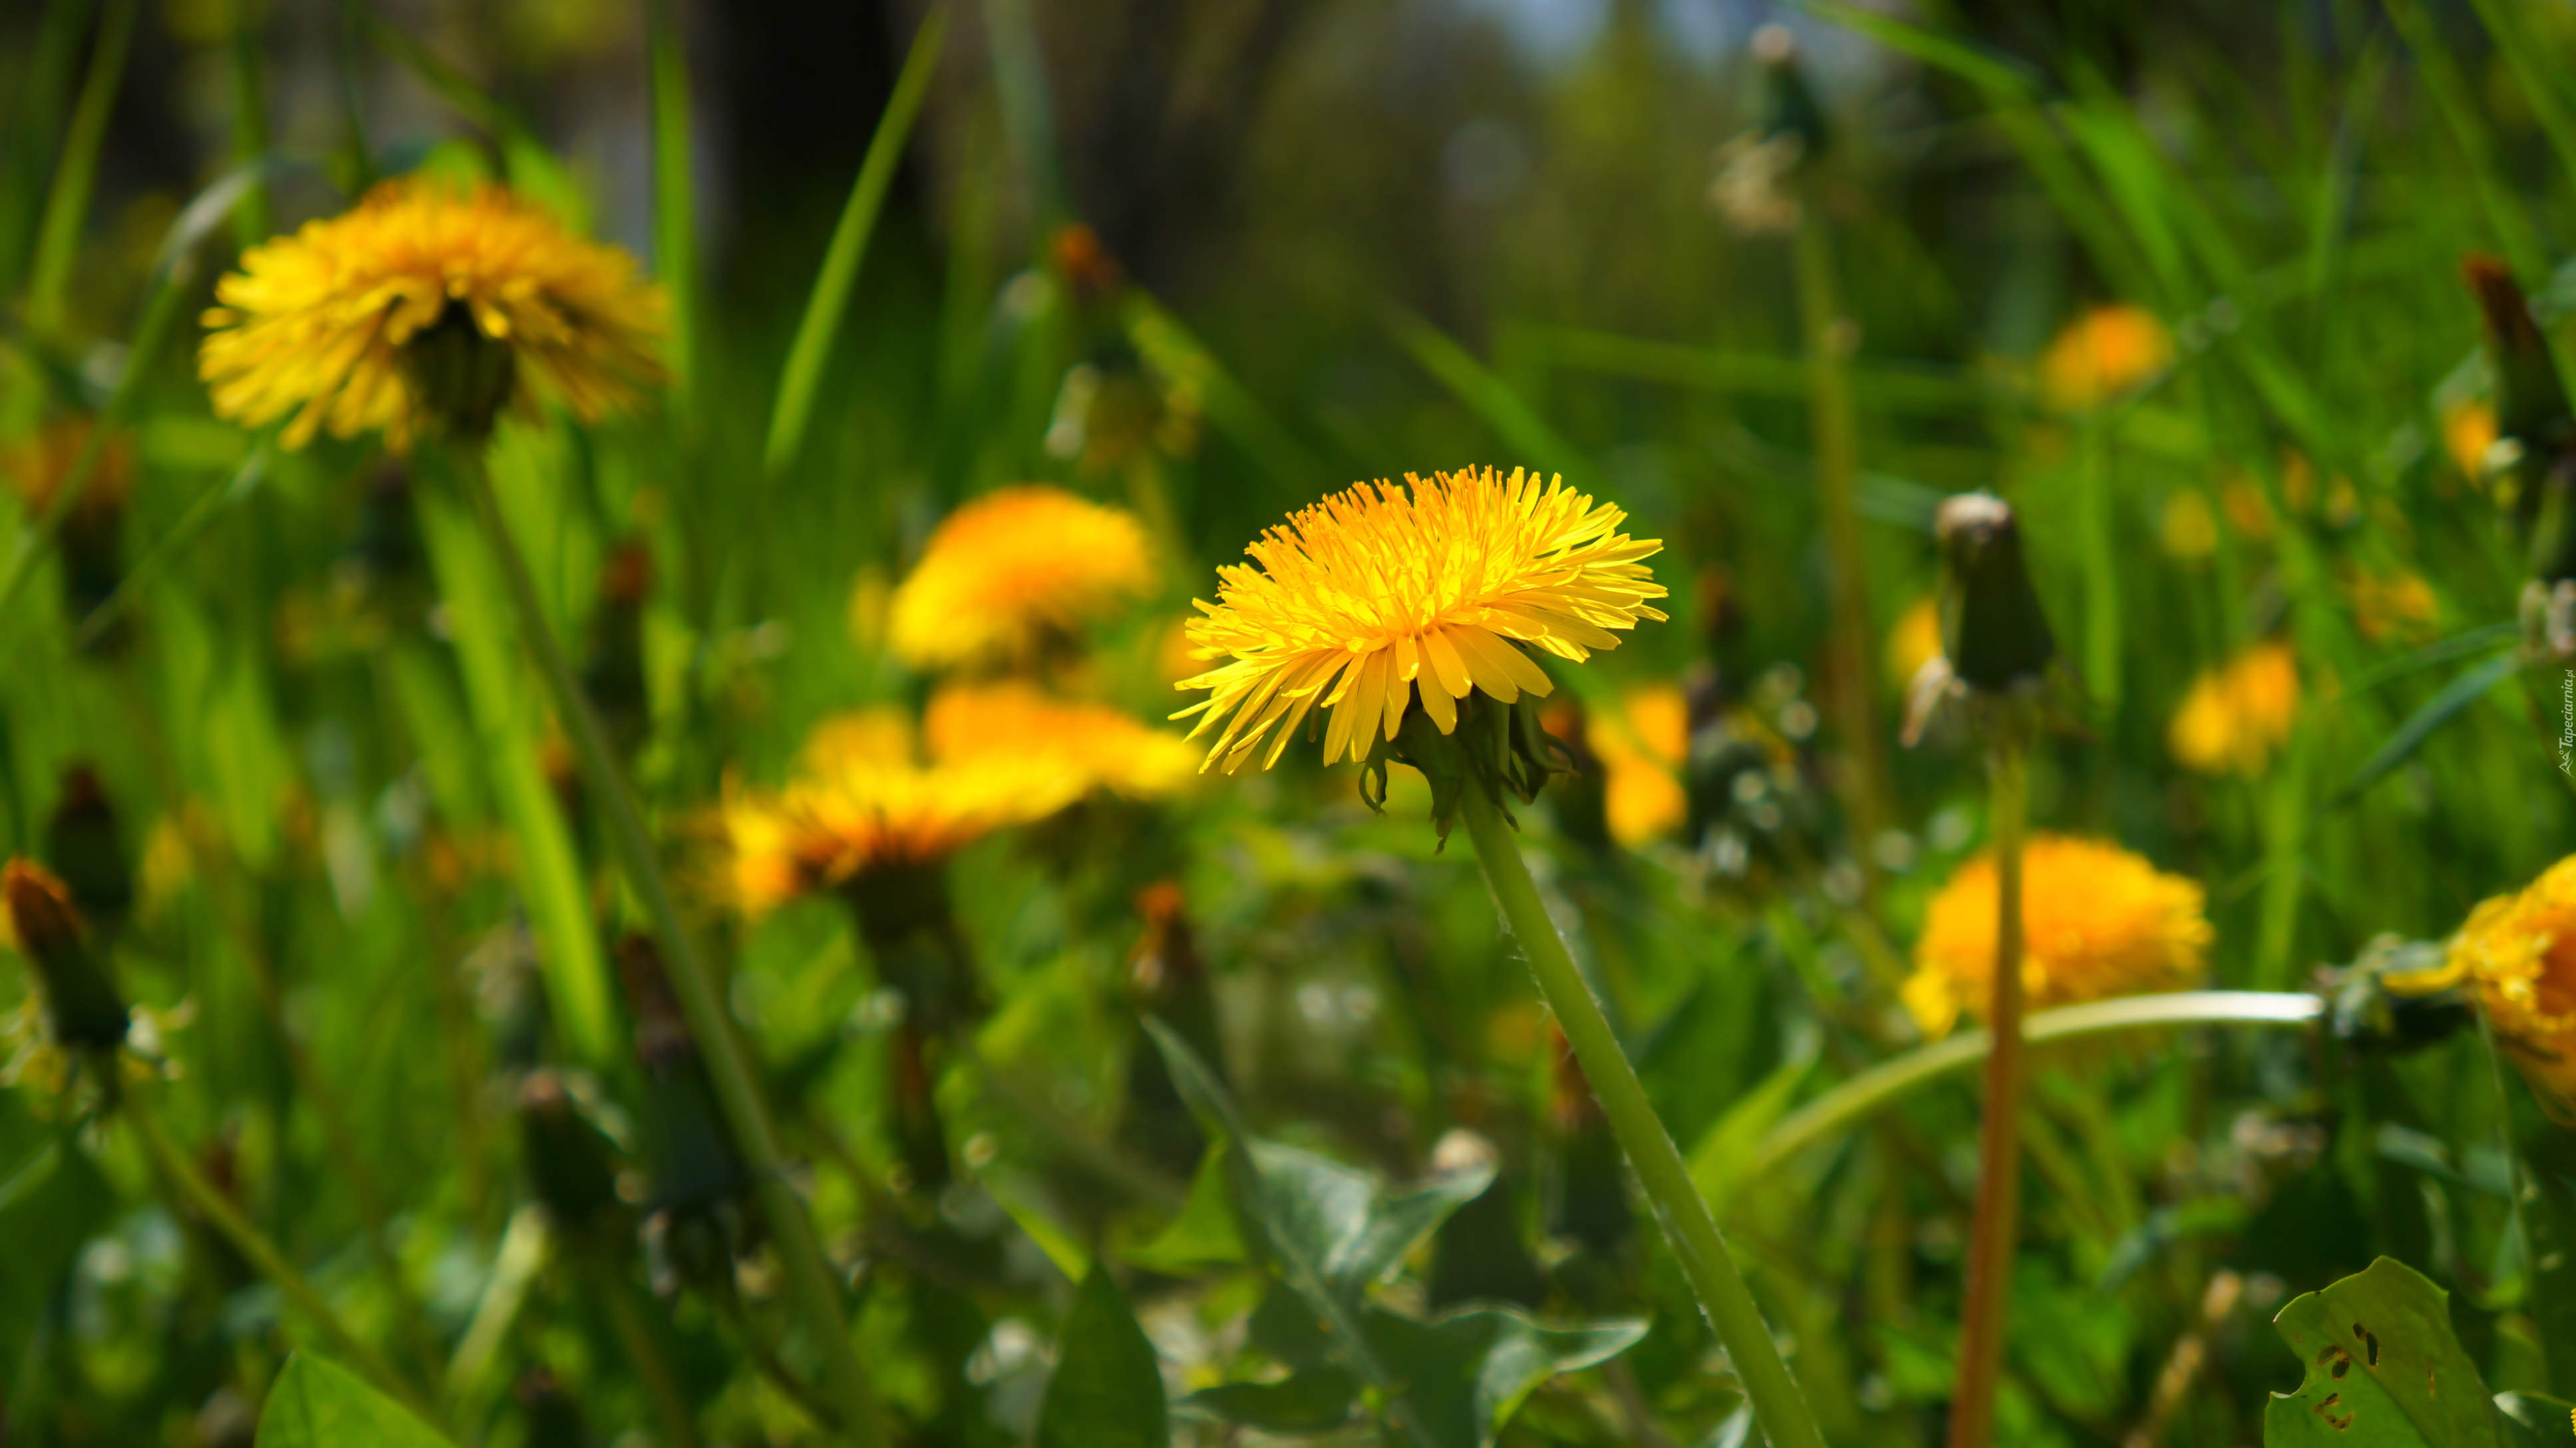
[253,1353,450,1447]
[1036,1266,1168,1448]
[1179,1368,1361,1437]
[2261,1256,2499,1447]
[1361,1304,1647,1448]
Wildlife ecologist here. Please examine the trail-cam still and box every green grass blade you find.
[352,7,534,146]
[2384,0,2546,279]
[25,0,135,339]
[1384,308,1585,479]
[73,447,269,653]
[414,480,617,1065]
[227,4,271,247]
[2321,650,2524,814]
[1749,992,2323,1179]
[2463,0,2576,216]
[1122,293,1327,488]
[1547,327,2003,413]
[762,8,947,482]
[0,0,98,298]
[647,0,700,431]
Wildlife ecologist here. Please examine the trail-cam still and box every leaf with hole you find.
[2261,1256,2499,1446]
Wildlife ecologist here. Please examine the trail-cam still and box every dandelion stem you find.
[1792,208,1891,900]
[124,1081,436,1424]
[592,1258,705,1448]
[1946,730,2029,1448]
[1458,780,1827,1448]
[456,449,887,1448]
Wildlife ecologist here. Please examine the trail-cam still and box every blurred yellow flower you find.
[2432,855,2576,1121]
[1175,467,1667,773]
[718,708,1078,916]
[2442,399,2497,482]
[2159,489,2218,561]
[925,679,1198,802]
[890,485,1156,672]
[2341,567,2438,645]
[1904,834,2211,1039]
[1585,685,1690,846]
[2040,303,2172,411]
[198,178,665,449]
[1885,594,1942,692]
[2169,642,2299,777]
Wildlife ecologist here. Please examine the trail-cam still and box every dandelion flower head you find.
[719,708,1079,916]
[925,679,1198,802]
[2437,854,2576,1120]
[2168,642,2299,777]
[1174,466,1667,774]
[890,485,1156,672]
[1904,834,2211,1038]
[2040,303,2173,411]
[198,177,665,450]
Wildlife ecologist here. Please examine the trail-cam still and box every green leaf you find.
[763,8,947,481]
[2261,1256,2500,1446]
[415,478,614,1062]
[1178,1369,1361,1437]
[2323,652,2522,816]
[254,1353,452,1447]
[1037,1266,1169,1448]
[2492,1393,2576,1447]
[1243,1140,1494,1298]
[1688,1037,1817,1215]
[1363,1305,1646,1448]
[1124,1140,1246,1275]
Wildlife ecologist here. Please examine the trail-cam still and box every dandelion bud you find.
[1934,493,2056,692]
[615,934,754,1285]
[2463,255,2571,530]
[402,307,519,444]
[1754,24,1832,162]
[45,765,131,930]
[517,1069,625,1244]
[3,858,128,1051]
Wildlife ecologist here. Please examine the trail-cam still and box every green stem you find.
[645,0,701,433]
[2476,1004,2549,1387]
[1792,209,1891,900]
[591,1254,705,1448]
[224,0,271,249]
[27,0,135,339]
[1458,781,1826,1448]
[456,451,886,1448]
[1945,737,2028,1448]
[125,1083,436,1423]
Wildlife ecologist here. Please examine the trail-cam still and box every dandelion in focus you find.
[1174,466,1666,776]
[2169,642,2299,777]
[2039,303,2172,411]
[890,484,1156,672]
[198,178,665,449]
[2426,854,2576,1121]
[1903,834,2212,1038]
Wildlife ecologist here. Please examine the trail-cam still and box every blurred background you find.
[9,0,2576,1443]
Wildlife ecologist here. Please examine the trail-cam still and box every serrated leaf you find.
[1363,1305,1647,1448]
[1178,1369,1360,1437]
[254,1353,451,1447]
[2262,1257,2499,1446]
[1037,1266,1168,1448]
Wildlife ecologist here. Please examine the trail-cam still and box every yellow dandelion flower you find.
[2039,303,2173,411]
[2169,642,2300,777]
[1885,594,1943,693]
[717,707,1080,916]
[2436,855,2576,1120]
[1904,835,2211,1039]
[889,485,1156,671]
[924,679,1198,801]
[2340,567,2439,645]
[1585,685,1690,847]
[198,178,665,450]
[1174,466,1668,774]
[2443,399,2498,483]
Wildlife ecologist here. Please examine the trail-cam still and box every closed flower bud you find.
[45,766,131,930]
[517,1069,626,1244]
[3,858,128,1051]
[615,934,754,1287]
[403,307,520,444]
[1754,25,1831,163]
[583,539,654,761]
[2463,255,2571,530]
[1935,493,2056,692]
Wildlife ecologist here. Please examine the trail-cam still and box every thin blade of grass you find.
[2464,0,2576,221]
[1384,307,1585,480]
[2321,649,2523,815]
[647,0,700,431]
[72,446,269,653]
[0,0,99,297]
[1547,327,2004,413]
[2383,0,2547,280]
[1122,293,1326,488]
[351,6,534,146]
[763,8,947,483]
[25,0,135,339]
[226,5,271,247]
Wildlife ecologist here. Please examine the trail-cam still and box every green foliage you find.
[254,1354,452,1448]
[2263,1258,2508,1447]
[1038,1267,1170,1448]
